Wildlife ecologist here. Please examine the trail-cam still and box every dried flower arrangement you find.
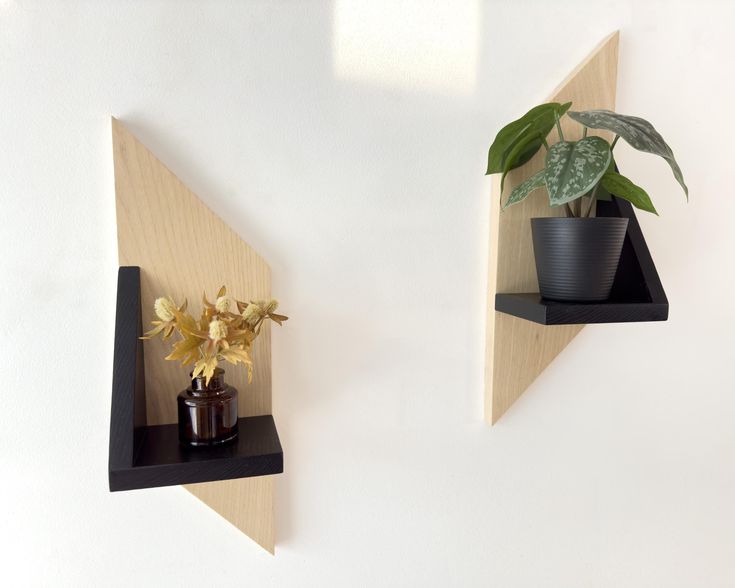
[142,286,288,385]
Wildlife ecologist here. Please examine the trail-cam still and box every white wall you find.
[1,1,733,586]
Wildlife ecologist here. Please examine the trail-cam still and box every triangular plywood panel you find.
[112,118,276,553]
[485,32,620,424]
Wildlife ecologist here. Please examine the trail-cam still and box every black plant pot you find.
[530,217,629,302]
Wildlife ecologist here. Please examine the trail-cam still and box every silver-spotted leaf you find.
[487,102,571,176]
[503,170,545,210]
[544,136,611,206]
[600,171,658,215]
[568,109,688,198]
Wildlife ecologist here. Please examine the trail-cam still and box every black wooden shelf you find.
[111,415,283,491]
[494,197,669,326]
[109,266,284,492]
[495,293,668,325]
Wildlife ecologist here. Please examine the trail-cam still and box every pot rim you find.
[531,216,629,223]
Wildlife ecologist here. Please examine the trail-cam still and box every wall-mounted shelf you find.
[110,267,283,493]
[495,293,667,325]
[494,197,668,325]
[110,118,280,553]
[484,31,669,424]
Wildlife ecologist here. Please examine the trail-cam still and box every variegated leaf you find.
[497,102,572,193]
[544,136,611,206]
[568,109,688,198]
[487,102,571,175]
[503,170,545,209]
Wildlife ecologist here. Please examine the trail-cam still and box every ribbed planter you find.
[530,217,629,302]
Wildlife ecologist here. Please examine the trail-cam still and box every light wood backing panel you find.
[185,476,275,554]
[485,32,620,424]
[112,118,276,552]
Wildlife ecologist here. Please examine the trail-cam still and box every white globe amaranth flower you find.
[154,297,177,322]
[242,302,263,326]
[263,299,279,314]
[215,296,231,313]
[254,299,279,313]
[208,319,228,342]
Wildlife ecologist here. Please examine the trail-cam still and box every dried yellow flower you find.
[215,296,230,313]
[208,319,227,342]
[154,297,177,322]
[242,303,263,326]
[262,299,279,314]
[144,284,287,387]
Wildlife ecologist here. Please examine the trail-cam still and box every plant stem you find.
[584,183,601,217]
[564,203,574,218]
[582,126,588,138]
[542,137,549,150]
[555,113,565,142]
[611,134,620,150]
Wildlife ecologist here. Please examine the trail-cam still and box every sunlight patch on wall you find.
[333,0,479,96]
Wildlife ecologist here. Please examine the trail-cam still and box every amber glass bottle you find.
[177,368,238,446]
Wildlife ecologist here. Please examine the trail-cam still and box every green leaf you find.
[596,180,613,202]
[596,157,616,201]
[544,136,611,207]
[487,102,572,176]
[600,171,658,215]
[567,109,688,198]
[499,133,542,194]
[503,170,546,210]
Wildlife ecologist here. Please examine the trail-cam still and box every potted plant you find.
[486,103,687,301]
[142,287,287,446]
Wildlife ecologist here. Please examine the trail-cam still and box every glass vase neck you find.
[190,368,225,394]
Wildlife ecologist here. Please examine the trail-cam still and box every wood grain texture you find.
[112,118,277,553]
[485,32,620,424]
[185,476,275,554]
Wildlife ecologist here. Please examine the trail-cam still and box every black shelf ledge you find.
[495,293,668,325]
[109,266,284,492]
[494,197,669,326]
